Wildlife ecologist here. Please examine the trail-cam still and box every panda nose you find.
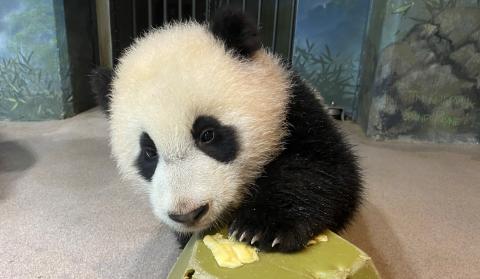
[168,204,209,224]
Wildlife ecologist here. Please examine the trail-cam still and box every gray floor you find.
[1,109,479,278]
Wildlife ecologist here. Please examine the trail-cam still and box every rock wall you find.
[367,8,480,143]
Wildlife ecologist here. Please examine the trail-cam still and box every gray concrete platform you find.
[1,109,479,278]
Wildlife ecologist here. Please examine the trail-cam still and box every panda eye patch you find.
[136,132,159,181]
[141,134,158,161]
[192,116,238,163]
[143,146,158,161]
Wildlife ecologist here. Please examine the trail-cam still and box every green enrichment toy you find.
[167,230,380,279]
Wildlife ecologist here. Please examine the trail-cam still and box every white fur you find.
[109,22,291,232]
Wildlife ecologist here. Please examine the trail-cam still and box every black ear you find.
[89,67,113,115]
[211,9,261,58]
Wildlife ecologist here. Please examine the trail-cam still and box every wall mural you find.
[293,0,371,116]
[363,0,480,143]
[294,0,479,143]
[0,0,72,121]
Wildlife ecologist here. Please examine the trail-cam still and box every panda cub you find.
[91,10,362,252]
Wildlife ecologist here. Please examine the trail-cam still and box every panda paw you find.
[228,212,313,252]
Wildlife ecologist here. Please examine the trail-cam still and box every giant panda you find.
[90,10,362,252]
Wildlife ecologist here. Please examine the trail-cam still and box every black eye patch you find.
[191,116,238,163]
[136,132,159,181]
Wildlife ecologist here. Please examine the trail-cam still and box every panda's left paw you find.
[228,213,313,252]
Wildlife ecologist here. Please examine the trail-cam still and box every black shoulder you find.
[210,9,261,58]
[260,72,363,232]
[287,73,349,156]
[89,67,113,115]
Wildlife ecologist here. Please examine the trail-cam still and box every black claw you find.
[240,230,254,244]
[238,231,246,242]
[250,233,261,245]
[228,224,236,236]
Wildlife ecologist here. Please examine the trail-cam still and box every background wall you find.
[3,0,479,143]
[357,0,480,143]
[0,1,72,121]
[0,0,98,121]
[292,0,371,116]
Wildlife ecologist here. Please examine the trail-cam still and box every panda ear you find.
[210,9,261,58]
[89,67,113,115]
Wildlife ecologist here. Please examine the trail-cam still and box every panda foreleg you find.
[228,162,325,251]
[227,181,316,251]
[228,145,361,253]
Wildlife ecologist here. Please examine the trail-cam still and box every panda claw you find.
[251,234,260,245]
[230,230,238,239]
[239,231,247,242]
[272,237,281,248]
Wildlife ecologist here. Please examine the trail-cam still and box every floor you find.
[1,109,479,279]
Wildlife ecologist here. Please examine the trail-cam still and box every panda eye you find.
[144,147,158,161]
[200,129,215,144]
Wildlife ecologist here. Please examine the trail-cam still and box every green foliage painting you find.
[293,40,357,109]
[0,0,71,121]
[292,0,371,115]
[0,51,66,120]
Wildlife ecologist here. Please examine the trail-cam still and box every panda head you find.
[93,11,291,233]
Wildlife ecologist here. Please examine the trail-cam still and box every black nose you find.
[168,204,209,224]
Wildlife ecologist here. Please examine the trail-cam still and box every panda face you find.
[108,22,290,232]
[137,117,242,232]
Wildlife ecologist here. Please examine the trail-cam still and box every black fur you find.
[228,74,363,252]
[136,132,159,181]
[191,116,239,163]
[175,232,192,249]
[211,9,261,58]
[89,67,113,115]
